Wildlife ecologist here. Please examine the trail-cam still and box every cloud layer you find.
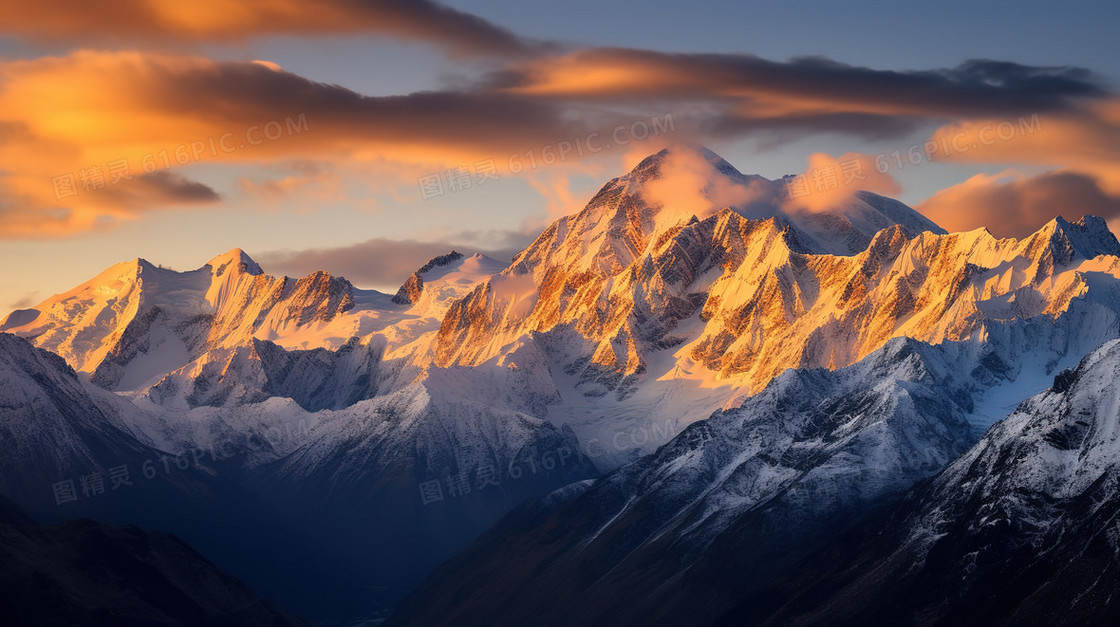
[256,231,533,288]
[0,1,1117,240]
[496,50,1104,135]
[916,170,1120,237]
[0,50,581,235]
[783,152,901,214]
[0,0,540,57]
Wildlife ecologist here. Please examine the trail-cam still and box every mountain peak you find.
[626,145,744,182]
[600,145,945,255]
[391,251,505,306]
[204,248,263,276]
[392,251,465,304]
[391,250,506,320]
[1030,214,1120,265]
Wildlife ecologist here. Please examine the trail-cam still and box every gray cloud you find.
[255,230,533,289]
[489,49,1107,140]
[7,292,40,310]
[499,49,1104,115]
[4,41,1117,239]
[132,171,220,203]
[119,50,1112,163]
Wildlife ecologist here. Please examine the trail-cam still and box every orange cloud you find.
[926,100,1120,196]
[0,46,1111,239]
[0,50,599,237]
[236,162,345,206]
[782,152,901,214]
[915,170,1120,238]
[639,146,774,224]
[0,0,539,57]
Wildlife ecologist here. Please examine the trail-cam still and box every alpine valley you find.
[5,146,1120,626]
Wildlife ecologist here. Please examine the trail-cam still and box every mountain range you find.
[4,145,1120,625]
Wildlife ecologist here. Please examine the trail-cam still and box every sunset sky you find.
[2,0,1120,311]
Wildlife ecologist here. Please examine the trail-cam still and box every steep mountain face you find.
[437,155,1120,394]
[250,336,384,411]
[433,147,945,373]
[0,495,303,627]
[391,335,1120,627]
[429,148,1120,464]
[142,334,388,411]
[744,338,1120,626]
[0,332,231,518]
[2,250,262,381]
[0,248,500,403]
[393,250,469,304]
[387,337,986,626]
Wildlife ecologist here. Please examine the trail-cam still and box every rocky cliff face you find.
[392,251,465,304]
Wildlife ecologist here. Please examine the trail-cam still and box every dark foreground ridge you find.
[0,494,304,626]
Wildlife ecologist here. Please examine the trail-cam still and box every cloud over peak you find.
[916,170,1120,238]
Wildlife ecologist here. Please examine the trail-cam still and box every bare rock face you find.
[392,251,465,304]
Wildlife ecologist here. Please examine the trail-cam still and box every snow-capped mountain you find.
[433,147,945,372]
[385,337,984,625]
[9,147,1119,467]
[431,147,1120,464]
[0,247,505,401]
[0,329,597,623]
[744,338,1120,626]
[0,332,234,518]
[387,333,1120,627]
[248,370,599,616]
[392,251,507,311]
[8,146,1120,495]
[7,145,1120,625]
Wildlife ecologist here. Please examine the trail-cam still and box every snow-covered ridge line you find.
[5,146,1120,465]
[0,245,506,398]
[435,148,1120,401]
